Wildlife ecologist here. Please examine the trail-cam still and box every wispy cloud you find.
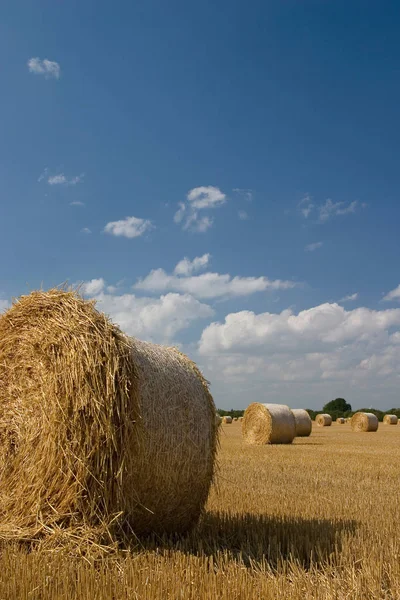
[27,57,60,79]
[70,201,85,207]
[233,188,253,202]
[305,241,323,252]
[298,194,364,223]
[39,168,84,186]
[104,216,153,239]
[174,186,226,233]
[238,210,249,220]
[340,293,358,302]
[81,227,92,234]
[383,285,400,302]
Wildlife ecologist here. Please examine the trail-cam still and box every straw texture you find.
[383,415,398,425]
[315,414,332,427]
[351,412,379,432]
[242,403,296,445]
[291,409,312,437]
[0,289,218,543]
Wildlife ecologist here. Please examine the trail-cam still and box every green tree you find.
[323,398,352,414]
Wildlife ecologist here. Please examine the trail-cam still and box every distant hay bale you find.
[222,416,232,424]
[315,414,332,427]
[336,417,345,424]
[383,414,398,425]
[0,289,218,542]
[351,412,379,432]
[291,409,312,437]
[242,403,296,445]
[238,416,243,422]
[215,413,222,426]
[233,417,238,422]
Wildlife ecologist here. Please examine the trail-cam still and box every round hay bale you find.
[215,413,222,426]
[0,289,218,541]
[238,416,243,422]
[242,403,296,445]
[222,416,232,424]
[383,414,398,425]
[336,417,345,424]
[315,414,332,427]
[232,417,238,422]
[351,412,379,432]
[291,409,312,437]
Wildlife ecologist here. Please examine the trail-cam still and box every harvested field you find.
[2,421,400,598]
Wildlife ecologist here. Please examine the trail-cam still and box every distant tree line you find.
[217,398,400,422]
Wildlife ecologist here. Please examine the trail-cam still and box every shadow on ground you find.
[132,511,357,570]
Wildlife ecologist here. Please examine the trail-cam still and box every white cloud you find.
[47,173,84,186]
[81,227,92,234]
[199,303,400,355]
[27,57,60,79]
[196,302,400,408]
[134,256,296,299]
[174,254,210,276]
[305,241,323,252]
[174,186,226,233]
[81,278,105,296]
[383,285,400,302]
[104,216,153,239]
[80,283,214,343]
[71,201,85,207]
[238,210,249,220]
[340,293,358,302]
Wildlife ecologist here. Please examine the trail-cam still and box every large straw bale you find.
[315,414,332,427]
[0,289,218,542]
[383,414,398,425]
[223,416,232,424]
[336,417,345,424]
[351,412,379,432]
[291,409,312,437]
[242,403,296,445]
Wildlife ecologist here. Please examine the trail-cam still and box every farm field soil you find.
[1,422,400,599]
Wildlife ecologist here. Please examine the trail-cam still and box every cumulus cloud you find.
[196,302,400,408]
[79,282,214,343]
[199,303,400,355]
[134,256,296,299]
[27,57,60,79]
[104,216,153,239]
[305,241,323,252]
[383,285,400,302]
[173,254,210,276]
[174,186,226,232]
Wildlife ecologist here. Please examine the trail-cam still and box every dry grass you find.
[2,422,400,598]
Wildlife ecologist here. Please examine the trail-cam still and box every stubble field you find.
[1,421,400,599]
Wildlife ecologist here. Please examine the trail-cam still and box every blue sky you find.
[1,0,400,410]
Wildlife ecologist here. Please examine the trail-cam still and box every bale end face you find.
[351,412,379,432]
